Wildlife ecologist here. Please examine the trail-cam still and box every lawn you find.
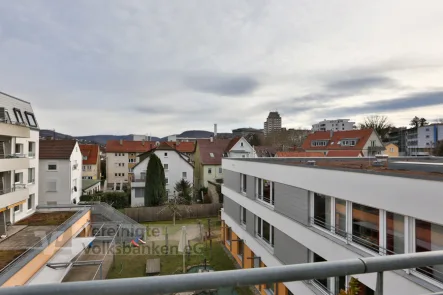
[107,217,252,295]
[15,212,75,226]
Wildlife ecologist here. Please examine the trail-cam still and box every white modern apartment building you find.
[0,92,40,232]
[130,143,194,206]
[312,119,356,132]
[39,140,83,205]
[406,124,443,156]
[221,157,443,295]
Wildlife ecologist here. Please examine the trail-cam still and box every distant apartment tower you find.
[0,91,40,229]
[264,111,282,136]
[312,119,355,132]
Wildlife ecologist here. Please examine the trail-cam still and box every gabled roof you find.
[39,140,77,160]
[106,140,157,153]
[79,144,100,165]
[196,139,231,165]
[302,129,375,151]
[276,151,325,157]
[326,150,364,157]
[224,137,241,153]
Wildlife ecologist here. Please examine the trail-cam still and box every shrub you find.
[79,192,129,209]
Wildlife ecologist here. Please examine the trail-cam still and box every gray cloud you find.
[323,90,443,117]
[326,76,396,92]
[184,74,260,96]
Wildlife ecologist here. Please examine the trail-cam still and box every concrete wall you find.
[223,169,240,193]
[224,197,240,225]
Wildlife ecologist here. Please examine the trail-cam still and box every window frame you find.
[13,108,24,124]
[182,171,187,178]
[47,163,57,171]
[24,111,38,127]
[164,163,169,170]
[208,167,212,174]
[241,207,246,226]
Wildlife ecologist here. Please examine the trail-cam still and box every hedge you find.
[80,192,129,209]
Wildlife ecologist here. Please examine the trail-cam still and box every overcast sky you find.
[1,1,443,137]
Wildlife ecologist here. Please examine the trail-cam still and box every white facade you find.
[312,119,355,132]
[130,149,194,207]
[0,92,40,228]
[225,137,255,158]
[222,158,443,295]
[39,142,83,205]
[406,124,443,156]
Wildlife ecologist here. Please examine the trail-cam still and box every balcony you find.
[0,183,27,209]
[0,121,30,138]
[0,155,30,172]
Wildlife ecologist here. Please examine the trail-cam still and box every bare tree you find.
[358,115,393,140]
[157,193,192,226]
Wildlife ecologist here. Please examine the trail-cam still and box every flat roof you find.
[223,157,443,182]
[82,179,101,190]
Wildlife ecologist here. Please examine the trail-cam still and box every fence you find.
[124,203,222,222]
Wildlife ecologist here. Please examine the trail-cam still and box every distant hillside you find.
[40,129,231,145]
[40,130,161,145]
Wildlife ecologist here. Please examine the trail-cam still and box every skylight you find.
[209,153,214,157]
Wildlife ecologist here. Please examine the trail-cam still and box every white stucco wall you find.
[202,164,223,188]
[131,150,194,206]
[38,142,83,205]
[227,137,254,158]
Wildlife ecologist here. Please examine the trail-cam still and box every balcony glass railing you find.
[0,183,26,195]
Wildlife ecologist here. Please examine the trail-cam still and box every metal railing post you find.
[375,271,383,295]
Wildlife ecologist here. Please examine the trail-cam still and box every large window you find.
[314,193,332,230]
[386,212,405,255]
[312,252,346,294]
[352,204,379,252]
[416,219,443,283]
[13,108,24,124]
[335,199,347,237]
[256,178,274,205]
[28,168,35,183]
[24,112,37,127]
[257,217,274,247]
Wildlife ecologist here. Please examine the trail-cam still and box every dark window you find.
[386,212,405,255]
[352,203,379,252]
[314,193,331,229]
[208,168,212,174]
[28,195,33,210]
[238,240,244,257]
[164,152,168,157]
[416,219,443,283]
[14,173,21,183]
[257,217,262,237]
[227,227,232,243]
[14,205,20,212]
[262,220,271,243]
[241,207,246,225]
[24,112,37,127]
[13,108,24,123]
[48,164,57,170]
[313,253,329,291]
[241,174,247,193]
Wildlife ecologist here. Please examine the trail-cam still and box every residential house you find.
[79,144,101,180]
[312,119,355,131]
[39,140,83,205]
[221,156,443,295]
[0,91,40,229]
[384,143,399,157]
[275,151,324,157]
[193,138,231,189]
[301,129,385,157]
[105,139,156,189]
[223,137,255,158]
[253,146,277,157]
[130,142,194,207]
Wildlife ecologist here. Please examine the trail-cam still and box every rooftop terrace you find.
[224,156,443,181]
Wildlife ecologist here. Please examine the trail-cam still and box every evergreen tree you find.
[174,179,193,205]
[144,153,166,206]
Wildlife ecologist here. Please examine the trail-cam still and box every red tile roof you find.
[106,140,157,153]
[79,144,100,165]
[326,150,364,157]
[39,140,77,159]
[301,129,374,151]
[276,151,325,157]
[224,137,241,153]
[197,139,231,165]
[166,141,195,153]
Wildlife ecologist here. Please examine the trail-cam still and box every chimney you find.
[214,123,217,138]
[330,130,333,138]
[210,137,214,143]
[142,139,145,146]
[119,139,123,145]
